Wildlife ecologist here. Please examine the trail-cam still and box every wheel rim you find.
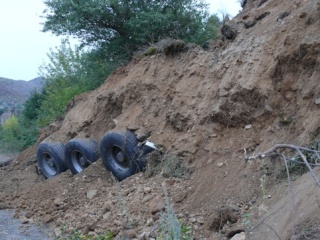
[71,150,89,173]
[112,146,130,169]
[41,152,57,176]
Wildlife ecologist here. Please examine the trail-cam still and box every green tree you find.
[17,89,46,149]
[1,116,22,153]
[37,41,115,127]
[42,0,219,57]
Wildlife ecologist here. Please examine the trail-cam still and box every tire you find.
[37,142,68,179]
[99,131,140,181]
[65,138,99,175]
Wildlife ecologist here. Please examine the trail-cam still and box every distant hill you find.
[0,77,43,109]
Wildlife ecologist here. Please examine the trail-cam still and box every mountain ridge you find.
[0,77,43,109]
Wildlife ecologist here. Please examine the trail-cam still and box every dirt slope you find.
[1,0,320,239]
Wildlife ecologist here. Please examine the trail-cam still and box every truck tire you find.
[99,131,140,181]
[65,138,99,175]
[37,142,68,179]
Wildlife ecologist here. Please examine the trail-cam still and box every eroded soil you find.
[1,0,320,239]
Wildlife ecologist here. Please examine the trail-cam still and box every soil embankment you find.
[0,0,320,239]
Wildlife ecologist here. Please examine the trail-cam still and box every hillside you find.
[0,0,320,239]
[0,76,42,108]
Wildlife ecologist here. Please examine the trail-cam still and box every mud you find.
[0,210,54,240]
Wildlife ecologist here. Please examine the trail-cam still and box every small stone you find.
[149,195,165,214]
[103,212,111,220]
[165,179,176,186]
[139,231,151,239]
[189,217,197,223]
[87,190,98,199]
[20,217,29,224]
[197,216,205,224]
[173,191,188,203]
[315,98,320,105]
[25,212,33,218]
[144,187,152,194]
[217,162,225,168]
[54,228,62,237]
[54,198,63,206]
[122,229,137,238]
[230,232,246,240]
[114,220,122,226]
[244,124,252,130]
[146,218,154,226]
[142,195,153,203]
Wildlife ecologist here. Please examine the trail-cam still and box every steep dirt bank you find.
[1,0,320,239]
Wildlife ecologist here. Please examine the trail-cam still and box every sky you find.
[0,0,241,81]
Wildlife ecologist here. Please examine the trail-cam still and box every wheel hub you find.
[79,156,87,166]
[116,151,125,163]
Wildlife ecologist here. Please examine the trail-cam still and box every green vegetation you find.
[158,186,192,239]
[42,0,220,56]
[0,0,221,153]
[0,116,22,153]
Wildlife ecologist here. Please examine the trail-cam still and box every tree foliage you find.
[37,41,116,127]
[1,116,22,153]
[42,0,220,57]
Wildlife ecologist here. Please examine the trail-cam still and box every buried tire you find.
[65,138,99,175]
[37,142,68,179]
[99,131,140,181]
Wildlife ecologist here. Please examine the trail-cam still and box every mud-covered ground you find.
[0,210,54,240]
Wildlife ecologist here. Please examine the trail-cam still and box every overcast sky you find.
[0,0,241,81]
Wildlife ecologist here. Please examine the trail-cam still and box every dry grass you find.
[144,150,190,179]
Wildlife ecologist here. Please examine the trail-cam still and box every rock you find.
[197,216,205,224]
[149,195,165,214]
[142,195,153,203]
[54,197,64,206]
[25,212,33,218]
[139,231,151,239]
[230,232,246,240]
[44,216,54,223]
[102,202,112,212]
[206,208,240,231]
[0,203,8,210]
[20,217,29,224]
[87,190,98,199]
[146,218,154,226]
[103,211,111,220]
[217,162,225,168]
[315,98,320,105]
[121,229,137,238]
[244,124,252,130]
[173,191,188,203]
[54,228,62,237]
[165,179,176,186]
[189,217,197,223]
[144,187,152,194]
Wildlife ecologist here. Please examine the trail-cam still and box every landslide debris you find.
[1,0,320,239]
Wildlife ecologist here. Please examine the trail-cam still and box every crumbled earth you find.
[1,0,320,239]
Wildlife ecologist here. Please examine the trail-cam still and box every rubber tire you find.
[65,138,99,175]
[37,142,68,179]
[99,131,139,181]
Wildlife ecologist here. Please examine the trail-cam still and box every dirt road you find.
[0,155,54,239]
[0,210,54,240]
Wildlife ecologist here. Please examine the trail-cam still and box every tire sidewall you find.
[65,139,99,175]
[37,142,67,179]
[100,132,138,181]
